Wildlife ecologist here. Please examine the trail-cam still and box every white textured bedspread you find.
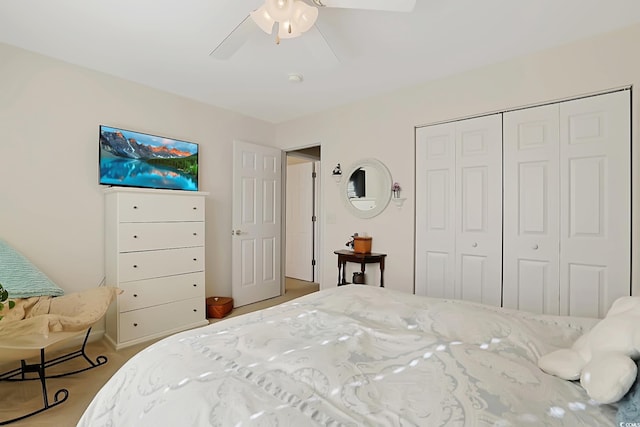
[79,286,616,426]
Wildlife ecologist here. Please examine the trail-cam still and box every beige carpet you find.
[0,278,318,426]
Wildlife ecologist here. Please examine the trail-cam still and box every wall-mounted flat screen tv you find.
[99,125,199,191]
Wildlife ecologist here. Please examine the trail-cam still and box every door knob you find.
[532,244,539,250]
[233,229,243,235]
[472,242,478,248]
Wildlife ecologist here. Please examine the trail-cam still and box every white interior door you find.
[503,103,561,314]
[559,90,630,317]
[286,161,313,281]
[415,122,456,297]
[455,114,503,306]
[232,140,282,307]
[415,114,502,306]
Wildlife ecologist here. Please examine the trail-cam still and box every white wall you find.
[0,42,275,306]
[1,22,639,314]
[275,23,640,296]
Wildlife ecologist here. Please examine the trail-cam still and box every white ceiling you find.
[1,0,639,123]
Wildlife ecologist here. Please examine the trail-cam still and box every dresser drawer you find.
[118,246,204,282]
[118,272,204,312]
[118,222,205,252]
[119,297,205,342]
[117,192,204,222]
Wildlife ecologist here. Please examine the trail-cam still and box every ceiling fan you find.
[210,0,416,60]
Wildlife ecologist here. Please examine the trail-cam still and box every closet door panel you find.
[503,104,560,314]
[459,254,487,302]
[415,124,456,297]
[516,259,552,314]
[424,251,450,298]
[569,157,605,236]
[460,166,487,232]
[560,90,630,317]
[427,170,449,230]
[567,263,606,317]
[455,115,502,306]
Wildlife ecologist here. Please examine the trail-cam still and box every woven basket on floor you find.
[206,296,234,319]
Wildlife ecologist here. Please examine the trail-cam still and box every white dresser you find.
[104,187,209,350]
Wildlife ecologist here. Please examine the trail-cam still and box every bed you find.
[78,285,617,426]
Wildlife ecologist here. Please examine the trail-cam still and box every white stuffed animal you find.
[538,296,640,404]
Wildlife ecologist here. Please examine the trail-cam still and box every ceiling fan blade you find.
[210,15,254,60]
[312,0,415,12]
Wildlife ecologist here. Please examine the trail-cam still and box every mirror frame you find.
[340,158,392,219]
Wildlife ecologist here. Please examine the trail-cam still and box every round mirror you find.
[340,158,392,219]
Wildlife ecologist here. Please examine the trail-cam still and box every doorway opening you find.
[285,145,321,292]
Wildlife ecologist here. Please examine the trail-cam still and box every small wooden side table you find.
[334,249,387,287]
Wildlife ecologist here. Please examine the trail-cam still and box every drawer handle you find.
[133,206,138,210]
[193,309,197,312]
[133,323,138,327]
[193,258,197,261]
[192,207,197,210]
[133,264,138,268]
[472,242,478,248]
[193,232,197,236]
[532,244,539,250]
[192,284,197,287]
[133,294,138,297]
[133,235,138,239]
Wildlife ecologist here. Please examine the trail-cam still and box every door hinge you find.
[312,215,317,222]
[312,259,316,266]
[312,171,317,178]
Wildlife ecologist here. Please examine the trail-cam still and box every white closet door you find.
[415,122,456,297]
[503,104,560,314]
[455,115,503,306]
[559,90,630,317]
[416,115,502,304]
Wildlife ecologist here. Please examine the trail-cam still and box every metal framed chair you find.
[0,327,108,425]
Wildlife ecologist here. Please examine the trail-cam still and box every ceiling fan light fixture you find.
[250,5,276,34]
[253,0,318,41]
[288,73,304,83]
[291,1,318,33]
[265,0,294,22]
[277,20,301,39]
